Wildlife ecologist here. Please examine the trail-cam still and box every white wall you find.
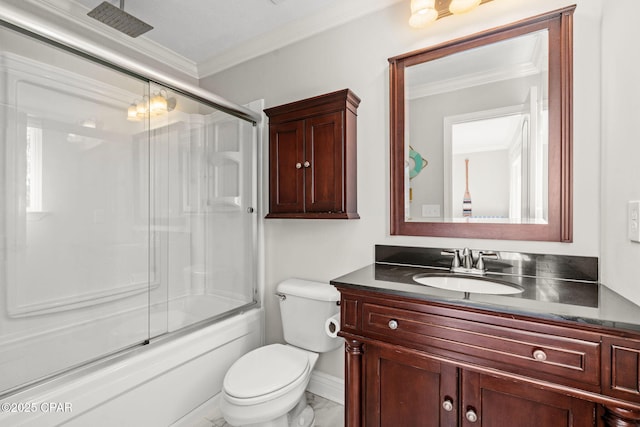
[200,0,604,379]
[452,150,510,218]
[601,1,640,306]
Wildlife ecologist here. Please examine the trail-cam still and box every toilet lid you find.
[224,344,310,400]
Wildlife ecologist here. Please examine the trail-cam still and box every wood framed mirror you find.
[389,6,574,241]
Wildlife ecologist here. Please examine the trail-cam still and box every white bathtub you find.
[0,307,263,427]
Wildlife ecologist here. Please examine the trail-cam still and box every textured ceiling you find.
[74,0,397,64]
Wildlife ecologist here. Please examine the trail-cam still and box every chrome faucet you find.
[441,248,499,275]
[461,248,473,269]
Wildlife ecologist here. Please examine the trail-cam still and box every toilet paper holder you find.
[325,313,341,338]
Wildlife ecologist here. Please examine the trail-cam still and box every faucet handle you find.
[441,249,461,268]
[476,251,499,271]
[478,250,499,259]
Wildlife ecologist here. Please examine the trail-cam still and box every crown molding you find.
[5,0,403,79]
[9,0,199,79]
[198,0,403,77]
[408,61,542,99]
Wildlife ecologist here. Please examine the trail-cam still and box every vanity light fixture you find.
[409,0,492,28]
[409,0,438,28]
[127,102,139,121]
[136,95,149,117]
[149,89,169,116]
[449,0,482,14]
[127,90,176,121]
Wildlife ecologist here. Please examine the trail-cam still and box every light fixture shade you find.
[127,103,140,121]
[449,0,482,14]
[409,10,438,28]
[136,97,148,116]
[409,0,437,28]
[410,0,435,14]
[150,92,168,116]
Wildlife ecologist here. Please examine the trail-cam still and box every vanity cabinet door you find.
[363,343,457,427]
[461,370,596,427]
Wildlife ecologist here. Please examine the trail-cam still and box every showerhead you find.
[87,1,153,38]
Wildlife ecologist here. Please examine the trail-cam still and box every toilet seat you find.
[223,344,311,406]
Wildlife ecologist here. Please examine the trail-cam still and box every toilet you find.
[220,278,342,427]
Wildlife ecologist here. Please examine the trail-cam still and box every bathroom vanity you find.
[332,246,640,427]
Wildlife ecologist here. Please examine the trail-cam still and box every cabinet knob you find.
[303,161,310,168]
[442,398,454,412]
[465,409,478,423]
[388,319,398,330]
[295,162,302,169]
[533,349,547,361]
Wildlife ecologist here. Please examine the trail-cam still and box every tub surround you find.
[332,245,640,426]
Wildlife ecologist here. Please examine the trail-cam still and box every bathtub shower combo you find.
[0,9,262,426]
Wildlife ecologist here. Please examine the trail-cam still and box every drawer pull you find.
[442,398,454,412]
[388,319,399,330]
[533,349,547,361]
[295,162,302,169]
[466,409,478,423]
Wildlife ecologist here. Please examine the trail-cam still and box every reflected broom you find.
[463,158,472,217]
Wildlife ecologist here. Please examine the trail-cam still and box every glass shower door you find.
[0,21,258,397]
[0,27,151,394]
[148,84,257,334]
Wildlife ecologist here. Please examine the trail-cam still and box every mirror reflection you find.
[405,30,549,224]
[389,6,574,241]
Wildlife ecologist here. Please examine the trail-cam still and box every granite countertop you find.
[331,262,640,334]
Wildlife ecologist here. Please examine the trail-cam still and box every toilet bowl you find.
[219,279,342,427]
[220,344,319,427]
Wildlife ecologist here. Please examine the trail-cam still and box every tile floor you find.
[174,392,344,427]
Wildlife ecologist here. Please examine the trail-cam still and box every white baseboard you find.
[172,371,344,427]
[307,371,345,405]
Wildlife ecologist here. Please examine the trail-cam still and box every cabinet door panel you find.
[462,371,595,427]
[364,344,457,427]
[602,336,640,403]
[305,111,343,213]
[269,121,304,213]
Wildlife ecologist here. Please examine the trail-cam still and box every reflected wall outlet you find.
[629,201,640,243]
[422,204,441,218]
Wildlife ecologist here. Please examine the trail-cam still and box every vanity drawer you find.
[362,302,601,388]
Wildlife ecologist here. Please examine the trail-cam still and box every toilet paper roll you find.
[324,313,341,338]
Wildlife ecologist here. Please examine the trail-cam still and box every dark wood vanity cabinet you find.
[264,89,360,219]
[461,371,596,426]
[363,343,458,427]
[362,340,595,427]
[338,287,640,427]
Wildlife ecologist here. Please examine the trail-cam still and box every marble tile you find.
[204,392,344,427]
[306,392,344,427]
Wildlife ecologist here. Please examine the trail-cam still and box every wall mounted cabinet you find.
[265,89,360,219]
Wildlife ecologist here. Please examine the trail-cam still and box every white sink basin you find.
[413,275,524,295]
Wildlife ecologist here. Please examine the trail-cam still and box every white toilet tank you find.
[277,278,342,353]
